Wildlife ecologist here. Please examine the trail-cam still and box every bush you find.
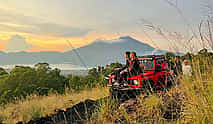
[0,63,67,104]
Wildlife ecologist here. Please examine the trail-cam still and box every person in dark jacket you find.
[125,51,130,66]
[173,56,182,76]
[128,52,141,76]
[121,51,130,70]
[115,51,130,81]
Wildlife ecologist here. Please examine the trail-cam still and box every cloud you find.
[0,8,90,37]
[33,23,90,37]
[5,35,34,52]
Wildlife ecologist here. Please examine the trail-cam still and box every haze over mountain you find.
[0,36,167,67]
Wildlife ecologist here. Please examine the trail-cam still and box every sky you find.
[0,0,212,52]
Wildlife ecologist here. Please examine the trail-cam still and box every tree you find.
[182,52,193,61]
[88,68,99,78]
[0,63,68,104]
[35,62,51,72]
[198,48,208,55]
[164,52,175,60]
[0,66,37,103]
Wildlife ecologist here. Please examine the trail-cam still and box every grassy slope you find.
[90,62,213,123]
[0,60,212,124]
[0,87,109,124]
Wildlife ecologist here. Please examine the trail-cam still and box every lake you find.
[0,64,90,76]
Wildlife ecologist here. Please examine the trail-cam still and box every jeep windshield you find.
[140,59,154,69]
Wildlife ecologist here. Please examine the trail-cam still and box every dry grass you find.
[90,58,213,124]
[0,87,108,124]
[179,60,213,123]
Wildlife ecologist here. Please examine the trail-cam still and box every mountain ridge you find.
[0,36,168,66]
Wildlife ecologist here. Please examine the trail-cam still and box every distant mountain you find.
[0,51,63,65]
[0,36,168,67]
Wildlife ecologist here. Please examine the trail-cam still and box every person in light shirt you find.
[182,60,192,76]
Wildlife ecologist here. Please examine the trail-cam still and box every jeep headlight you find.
[133,80,139,85]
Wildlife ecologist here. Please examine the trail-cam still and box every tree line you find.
[0,62,122,104]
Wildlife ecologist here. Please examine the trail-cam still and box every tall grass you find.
[89,56,213,123]
[179,58,213,123]
[90,87,185,123]
[0,87,108,124]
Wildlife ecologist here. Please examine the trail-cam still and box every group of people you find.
[167,56,192,77]
[115,51,142,82]
[115,52,193,83]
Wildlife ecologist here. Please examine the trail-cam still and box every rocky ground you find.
[16,99,99,124]
[16,89,184,124]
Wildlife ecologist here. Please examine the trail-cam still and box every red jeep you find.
[108,55,171,99]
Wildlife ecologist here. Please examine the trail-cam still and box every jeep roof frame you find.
[137,55,165,60]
